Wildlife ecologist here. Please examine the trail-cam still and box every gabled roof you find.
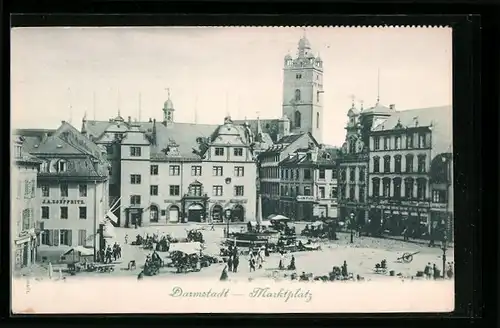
[372,105,452,158]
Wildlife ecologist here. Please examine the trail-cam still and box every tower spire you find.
[117,89,121,117]
[93,91,96,120]
[377,68,381,104]
[194,95,198,124]
[138,92,142,122]
[225,91,229,118]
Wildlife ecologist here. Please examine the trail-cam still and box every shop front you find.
[377,205,430,238]
[430,202,452,241]
[125,207,144,228]
[182,196,209,223]
[296,196,315,221]
[13,231,37,270]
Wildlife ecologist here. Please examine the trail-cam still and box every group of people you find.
[424,262,454,279]
[278,252,296,271]
[225,245,240,273]
[97,242,122,264]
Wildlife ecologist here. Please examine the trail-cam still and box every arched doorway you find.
[188,203,204,222]
[150,205,159,223]
[231,205,245,222]
[211,205,223,223]
[169,205,180,223]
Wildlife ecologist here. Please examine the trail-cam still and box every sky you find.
[11,27,452,146]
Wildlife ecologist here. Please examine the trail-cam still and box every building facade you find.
[12,135,41,270]
[279,146,338,221]
[282,36,324,143]
[337,101,395,227]
[18,122,110,259]
[367,106,452,238]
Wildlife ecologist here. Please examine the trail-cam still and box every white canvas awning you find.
[168,242,202,254]
[63,246,94,256]
[271,215,291,221]
[105,211,119,226]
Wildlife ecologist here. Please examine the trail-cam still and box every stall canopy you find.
[63,246,94,256]
[259,221,273,227]
[311,221,323,227]
[270,215,291,222]
[102,219,116,239]
[168,242,202,254]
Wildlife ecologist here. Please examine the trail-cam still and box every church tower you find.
[282,34,324,143]
[163,89,175,125]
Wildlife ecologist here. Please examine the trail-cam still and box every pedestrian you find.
[424,263,431,279]
[249,254,256,272]
[288,255,296,270]
[233,254,240,273]
[210,223,215,231]
[220,265,229,281]
[432,264,439,280]
[125,234,128,244]
[227,255,233,272]
[105,246,113,264]
[279,252,285,270]
[117,244,122,259]
[264,243,270,257]
[341,260,348,278]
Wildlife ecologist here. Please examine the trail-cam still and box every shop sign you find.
[401,200,430,207]
[42,199,85,205]
[296,196,315,202]
[230,199,248,204]
[430,203,448,210]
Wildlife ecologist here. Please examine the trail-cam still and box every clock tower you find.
[282,35,324,143]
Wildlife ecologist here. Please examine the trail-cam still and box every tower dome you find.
[284,54,292,60]
[298,36,311,50]
[164,98,174,111]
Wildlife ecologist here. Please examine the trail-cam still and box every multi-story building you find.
[367,105,452,238]
[18,122,110,259]
[337,101,395,226]
[279,145,338,221]
[12,135,41,270]
[258,133,318,218]
[84,113,257,226]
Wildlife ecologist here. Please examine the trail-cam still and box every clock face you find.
[356,140,364,152]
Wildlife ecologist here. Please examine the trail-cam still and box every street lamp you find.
[349,212,355,243]
[441,233,447,279]
[224,209,232,238]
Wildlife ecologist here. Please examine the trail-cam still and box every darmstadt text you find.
[169,286,230,298]
[249,287,313,302]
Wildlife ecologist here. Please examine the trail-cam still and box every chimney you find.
[152,119,157,146]
[128,116,131,123]
[390,104,396,110]
[149,118,153,123]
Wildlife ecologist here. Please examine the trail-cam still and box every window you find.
[14,145,22,158]
[190,185,202,196]
[78,229,87,246]
[304,186,311,196]
[60,207,68,219]
[280,186,285,196]
[285,170,289,180]
[150,165,159,175]
[191,166,202,176]
[234,186,245,196]
[234,166,244,177]
[319,187,326,199]
[358,188,365,202]
[339,184,346,200]
[233,148,243,156]
[41,230,51,245]
[349,139,356,154]
[393,178,402,198]
[79,184,87,197]
[215,148,225,156]
[130,174,141,184]
[394,155,402,173]
[417,155,426,173]
[432,190,447,203]
[41,206,49,219]
[319,168,326,179]
[169,186,180,196]
[57,160,67,172]
[384,137,390,150]
[359,168,365,182]
[280,169,285,179]
[316,112,320,128]
[106,145,114,155]
[295,186,300,196]
[418,133,427,148]
[41,185,50,197]
[213,166,223,176]
[130,147,141,156]
[373,157,380,173]
[296,169,300,180]
[340,169,346,182]
[79,207,87,219]
[296,73,302,79]
[290,170,294,180]
[60,184,68,197]
[349,168,355,182]
[169,165,180,176]
[294,111,301,128]
[60,229,72,246]
[304,169,311,180]
[331,186,338,199]
[417,179,427,200]
[395,136,402,150]
[405,178,414,199]
[405,154,414,173]
[372,178,380,197]
[130,195,141,205]
[317,91,320,103]
[294,89,301,101]
[383,156,391,173]
[407,134,414,149]
[349,186,355,200]
[374,137,380,150]
[213,185,223,196]
[22,209,31,230]
[150,185,158,196]
[382,178,391,197]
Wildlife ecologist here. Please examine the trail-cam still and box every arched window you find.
[383,155,391,173]
[294,111,301,128]
[405,178,414,199]
[373,156,380,173]
[382,178,391,197]
[316,112,320,128]
[405,154,414,172]
[294,89,301,101]
[417,178,427,200]
[393,178,402,198]
[348,138,356,154]
[372,178,380,197]
[150,205,159,223]
[394,155,402,173]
